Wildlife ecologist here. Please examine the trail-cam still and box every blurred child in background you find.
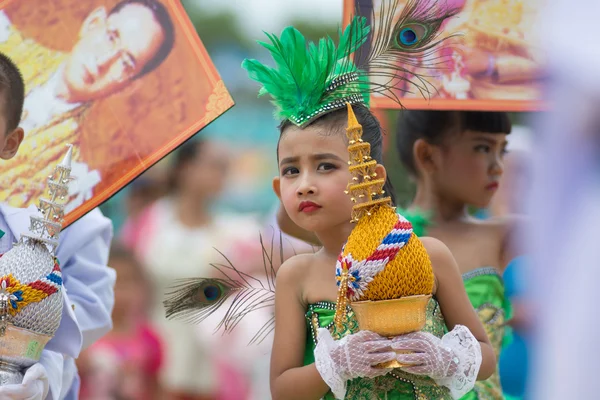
[78,245,163,400]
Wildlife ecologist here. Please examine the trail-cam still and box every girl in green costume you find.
[266,93,496,400]
[165,1,501,398]
[395,110,521,400]
[276,111,520,399]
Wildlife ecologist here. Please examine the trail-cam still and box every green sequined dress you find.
[303,299,453,400]
[399,209,519,400]
[460,267,516,400]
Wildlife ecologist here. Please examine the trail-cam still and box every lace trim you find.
[435,325,482,399]
[314,328,347,400]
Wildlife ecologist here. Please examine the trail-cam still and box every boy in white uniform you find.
[0,52,116,399]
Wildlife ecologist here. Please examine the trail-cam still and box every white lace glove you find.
[0,363,49,400]
[314,328,396,400]
[391,325,482,399]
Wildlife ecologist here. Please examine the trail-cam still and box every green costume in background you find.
[402,209,518,400]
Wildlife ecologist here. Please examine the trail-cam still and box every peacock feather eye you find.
[190,282,225,303]
[395,23,428,48]
[400,28,418,45]
[202,284,221,302]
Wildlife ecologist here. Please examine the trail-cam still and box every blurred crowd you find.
[76,137,313,400]
[74,118,533,400]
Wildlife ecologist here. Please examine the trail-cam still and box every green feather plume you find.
[242,16,370,123]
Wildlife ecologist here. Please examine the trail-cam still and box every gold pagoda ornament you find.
[344,104,392,223]
[334,105,434,342]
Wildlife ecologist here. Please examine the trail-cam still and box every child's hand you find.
[392,325,482,399]
[328,329,395,378]
[391,331,458,378]
[314,328,396,399]
[391,326,482,398]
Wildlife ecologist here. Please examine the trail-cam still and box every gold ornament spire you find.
[344,103,392,223]
[332,101,436,333]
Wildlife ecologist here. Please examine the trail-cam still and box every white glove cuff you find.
[434,325,482,399]
[314,328,347,400]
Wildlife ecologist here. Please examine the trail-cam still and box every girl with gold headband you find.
[164,1,496,398]
[394,110,522,400]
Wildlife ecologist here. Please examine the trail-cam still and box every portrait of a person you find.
[367,0,545,104]
[0,0,230,217]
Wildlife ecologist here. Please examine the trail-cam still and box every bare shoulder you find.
[420,236,455,268]
[275,253,313,291]
[419,236,460,294]
[484,215,528,263]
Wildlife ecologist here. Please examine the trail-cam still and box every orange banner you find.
[0,0,234,226]
[344,0,545,111]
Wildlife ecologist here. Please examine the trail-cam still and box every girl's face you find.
[274,126,354,234]
[179,141,230,201]
[431,130,507,208]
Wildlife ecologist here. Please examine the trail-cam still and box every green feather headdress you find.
[242,0,460,127]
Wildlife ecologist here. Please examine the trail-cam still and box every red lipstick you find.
[298,201,322,213]
[485,182,499,191]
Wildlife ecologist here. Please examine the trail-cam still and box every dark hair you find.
[109,243,143,272]
[168,138,205,192]
[396,110,512,177]
[0,52,25,134]
[109,0,175,78]
[109,242,152,302]
[278,104,397,206]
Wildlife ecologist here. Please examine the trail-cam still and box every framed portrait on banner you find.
[0,0,234,226]
[342,0,545,111]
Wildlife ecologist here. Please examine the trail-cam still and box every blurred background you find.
[82,1,535,399]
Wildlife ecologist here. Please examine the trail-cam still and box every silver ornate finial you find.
[22,144,73,254]
[60,144,73,169]
[0,147,68,384]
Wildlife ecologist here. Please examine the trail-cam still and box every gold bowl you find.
[351,294,432,337]
[351,294,432,369]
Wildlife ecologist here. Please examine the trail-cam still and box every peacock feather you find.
[242,0,461,127]
[164,234,291,345]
